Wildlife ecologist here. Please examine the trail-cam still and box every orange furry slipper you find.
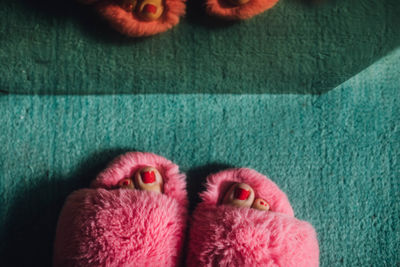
[206,0,279,20]
[79,0,186,37]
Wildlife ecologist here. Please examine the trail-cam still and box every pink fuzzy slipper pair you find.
[78,0,280,37]
[53,152,319,266]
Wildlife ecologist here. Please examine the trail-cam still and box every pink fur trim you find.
[206,0,279,20]
[188,168,319,266]
[81,0,186,37]
[54,152,187,266]
[188,205,319,266]
[200,168,294,216]
[92,151,187,207]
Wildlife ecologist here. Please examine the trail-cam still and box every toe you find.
[252,198,270,211]
[136,0,164,21]
[134,166,163,193]
[121,0,137,12]
[117,178,135,189]
[222,183,255,208]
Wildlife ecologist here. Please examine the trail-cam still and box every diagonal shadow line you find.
[2,45,400,96]
[321,47,400,94]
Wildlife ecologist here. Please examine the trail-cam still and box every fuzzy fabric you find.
[53,152,188,266]
[206,0,279,20]
[187,168,319,266]
[79,0,186,37]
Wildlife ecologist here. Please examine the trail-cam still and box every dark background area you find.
[1,0,399,94]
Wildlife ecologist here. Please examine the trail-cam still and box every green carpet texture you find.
[1,0,399,266]
[1,0,399,94]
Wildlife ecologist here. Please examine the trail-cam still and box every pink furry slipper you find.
[78,0,186,37]
[53,152,187,266]
[187,168,319,266]
[206,0,279,20]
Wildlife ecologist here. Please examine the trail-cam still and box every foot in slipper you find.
[78,0,186,37]
[205,0,279,20]
[53,152,187,266]
[187,168,319,266]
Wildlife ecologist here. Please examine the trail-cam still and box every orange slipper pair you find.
[78,0,279,37]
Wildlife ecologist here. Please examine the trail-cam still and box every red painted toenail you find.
[144,4,157,14]
[142,171,156,183]
[118,178,133,188]
[234,188,250,200]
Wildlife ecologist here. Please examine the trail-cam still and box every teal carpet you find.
[1,49,399,266]
[1,0,399,266]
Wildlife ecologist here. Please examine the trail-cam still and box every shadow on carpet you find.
[0,148,234,266]
[1,0,399,94]
[0,149,128,266]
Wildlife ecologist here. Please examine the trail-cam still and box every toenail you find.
[234,188,250,200]
[252,198,270,211]
[118,178,134,189]
[142,171,156,184]
[143,4,157,14]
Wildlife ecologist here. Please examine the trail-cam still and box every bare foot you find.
[118,177,135,189]
[222,182,270,211]
[116,166,163,193]
[134,166,163,193]
[137,0,164,21]
[120,0,164,21]
[251,197,270,211]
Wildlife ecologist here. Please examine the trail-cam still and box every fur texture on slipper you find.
[53,152,187,266]
[206,0,279,20]
[79,0,186,37]
[187,168,319,266]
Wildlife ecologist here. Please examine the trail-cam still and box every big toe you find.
[137,0,164,21]
[222,182,255,208]
[134,166,163,193]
